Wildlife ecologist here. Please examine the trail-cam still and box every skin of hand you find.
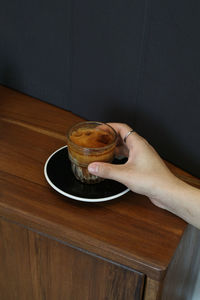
[88,123,200,229]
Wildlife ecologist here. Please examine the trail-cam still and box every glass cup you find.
[66,121,117,184]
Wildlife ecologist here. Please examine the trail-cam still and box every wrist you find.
[148,174,185,211]
[149,175,200,228]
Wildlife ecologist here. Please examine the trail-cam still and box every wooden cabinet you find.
[0,218,144,300]
[0,86,200,299]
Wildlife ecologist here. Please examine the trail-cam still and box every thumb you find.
[88,162,126,183]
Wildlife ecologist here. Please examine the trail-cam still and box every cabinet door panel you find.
[0,217,144,300]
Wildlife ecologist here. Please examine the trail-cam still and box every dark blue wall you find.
[0,0,200,177]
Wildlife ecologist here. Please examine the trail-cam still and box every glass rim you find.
[66,121,118,151]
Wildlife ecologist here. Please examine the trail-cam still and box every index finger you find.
[107,123,136,145]
[107,122,131,136]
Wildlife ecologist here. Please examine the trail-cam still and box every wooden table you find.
[0,85,200,300]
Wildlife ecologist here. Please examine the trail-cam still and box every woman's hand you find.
[88,123,200,231]
[88,123,177,209]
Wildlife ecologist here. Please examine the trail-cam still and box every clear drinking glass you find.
[66,121,117,184]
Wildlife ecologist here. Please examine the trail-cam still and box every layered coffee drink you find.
[66,121,117,184]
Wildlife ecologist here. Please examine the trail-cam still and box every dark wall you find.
[0,0,200,177]
[0,0,71,108]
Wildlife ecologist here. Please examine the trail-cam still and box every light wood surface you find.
[0,85,199,299]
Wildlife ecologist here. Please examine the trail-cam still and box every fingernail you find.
[88,163,99,174]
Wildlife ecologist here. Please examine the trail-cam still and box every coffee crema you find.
[70,128,114,148]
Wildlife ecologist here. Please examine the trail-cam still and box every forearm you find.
[154,177,200,229]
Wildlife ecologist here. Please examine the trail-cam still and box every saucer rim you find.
[44,146,129,202]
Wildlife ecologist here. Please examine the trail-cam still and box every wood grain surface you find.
[0,85,199,284]
[0,217,144,300]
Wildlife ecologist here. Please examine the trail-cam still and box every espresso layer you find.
[68,147,115,166]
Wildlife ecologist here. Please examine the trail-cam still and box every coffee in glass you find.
[66,121,117,184]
